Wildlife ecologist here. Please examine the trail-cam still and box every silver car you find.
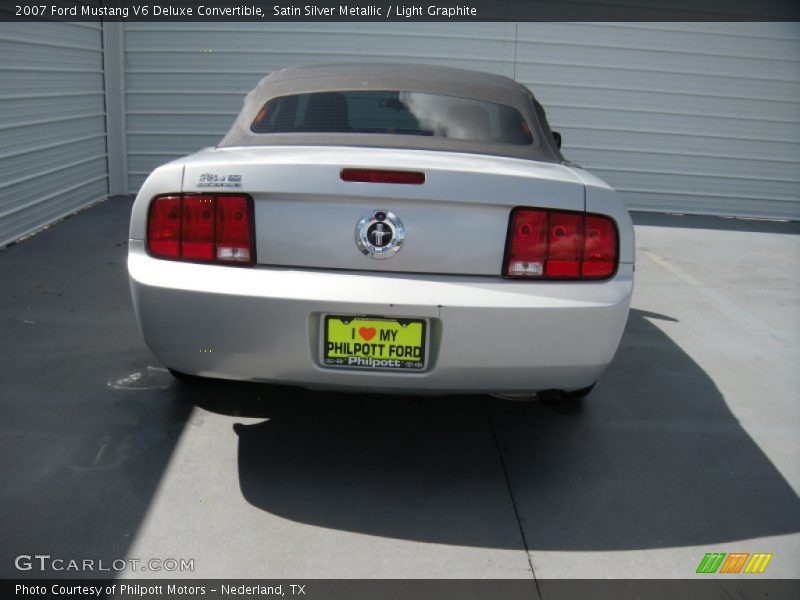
[128,63,634,398]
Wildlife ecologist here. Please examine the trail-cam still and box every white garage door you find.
[0,22,109,247]
[123,22,800,219]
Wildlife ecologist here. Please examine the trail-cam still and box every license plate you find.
[322,315,427,371]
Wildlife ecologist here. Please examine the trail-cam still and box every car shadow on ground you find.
[181,308,800,550]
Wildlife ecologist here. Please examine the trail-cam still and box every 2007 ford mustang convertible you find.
[128,63,634,398]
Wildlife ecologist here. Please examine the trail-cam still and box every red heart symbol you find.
[359,327,377,341]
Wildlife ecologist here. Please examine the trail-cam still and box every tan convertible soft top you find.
[219,63,565,163]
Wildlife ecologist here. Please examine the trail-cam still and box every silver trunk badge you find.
[355,210,405,259]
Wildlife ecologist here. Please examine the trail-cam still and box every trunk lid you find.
[181,146,584,276]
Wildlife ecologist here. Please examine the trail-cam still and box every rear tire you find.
[561,383,595,400]
[168,368,200,382]
[490,384,595,406]
[556,383,595,414]
[489,392,538,402]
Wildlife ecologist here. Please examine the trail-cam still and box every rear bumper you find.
[128,240,633,393]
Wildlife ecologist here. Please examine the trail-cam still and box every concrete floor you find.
[1,197,798,581]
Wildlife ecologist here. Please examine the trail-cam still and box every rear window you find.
[250,90,534,145]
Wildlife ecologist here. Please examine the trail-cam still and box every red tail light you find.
[147,195,181,258]
[505,208,618,280]
[215,195,252,263]
[147,194,254,265]
[341,168,425,185]
[581,214,617,277]
[545,211,582,277]
[181,196,215,260]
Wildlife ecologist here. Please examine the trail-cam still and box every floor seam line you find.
[482,396,542,598]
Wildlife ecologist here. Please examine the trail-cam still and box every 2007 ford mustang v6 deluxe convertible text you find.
[128,63,634,398]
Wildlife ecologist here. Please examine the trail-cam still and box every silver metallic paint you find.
[129,242,632,392]
[129,145,634,393]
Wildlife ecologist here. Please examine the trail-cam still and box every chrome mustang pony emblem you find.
[356,210,405,259]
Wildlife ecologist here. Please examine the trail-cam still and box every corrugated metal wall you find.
[0,22,109,247]
[516,23,800,219]
[2,21,798,247]
[123,22,800,220]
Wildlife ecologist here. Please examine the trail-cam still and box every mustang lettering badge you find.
[356,210,405,259]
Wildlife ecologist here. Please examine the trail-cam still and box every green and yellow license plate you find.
[322,315,427,370]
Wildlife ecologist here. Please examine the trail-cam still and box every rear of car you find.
[127,64,633,395]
